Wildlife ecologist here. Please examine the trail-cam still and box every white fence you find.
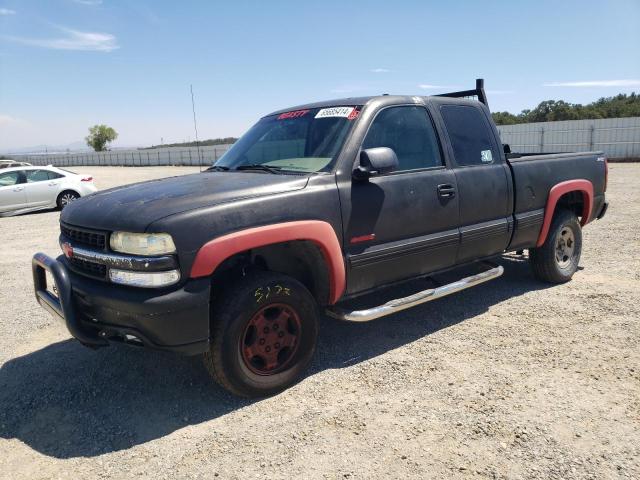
[8,144,233,167]
[7,117,640,166]
[497,117,640,159]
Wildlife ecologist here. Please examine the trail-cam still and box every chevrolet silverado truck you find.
[32,80,608,397]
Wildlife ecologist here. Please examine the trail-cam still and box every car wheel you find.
[203,271,319,397]
[529,209,583,283]
[57,191,80,209]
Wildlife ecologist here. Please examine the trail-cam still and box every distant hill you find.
[143,137,238,149]
[492,92,640,125]
[0,141,90,155]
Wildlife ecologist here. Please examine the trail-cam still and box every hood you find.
[61,171,309,231]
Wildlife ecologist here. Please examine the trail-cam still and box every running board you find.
[326,264,504,322]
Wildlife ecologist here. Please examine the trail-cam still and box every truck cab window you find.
[440,105,498,166]
[362,106,443,171]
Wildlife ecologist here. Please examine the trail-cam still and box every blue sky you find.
[1,0,639,151]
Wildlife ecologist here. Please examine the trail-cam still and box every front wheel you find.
[203,271,319,397]
[529,209,583,283]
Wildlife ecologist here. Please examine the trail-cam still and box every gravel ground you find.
[0,165,638,480]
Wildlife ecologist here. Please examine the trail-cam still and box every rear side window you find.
[47,171,64,179]
[362,106,442,171]
[440,105,498,166]
[26,170,50,183]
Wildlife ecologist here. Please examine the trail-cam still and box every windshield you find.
[214,106,360,173]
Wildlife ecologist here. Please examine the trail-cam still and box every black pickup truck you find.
[32,80,608,397]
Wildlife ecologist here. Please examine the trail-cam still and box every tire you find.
[57,190,80,209]
[203,271,319,397]
[529,209,582,283]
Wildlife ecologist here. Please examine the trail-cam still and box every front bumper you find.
[32,253,211,355]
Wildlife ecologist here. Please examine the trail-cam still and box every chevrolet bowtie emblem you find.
[61,242,74,259]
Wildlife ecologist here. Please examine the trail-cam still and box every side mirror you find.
[353,147,399,181]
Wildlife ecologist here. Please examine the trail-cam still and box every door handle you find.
[437,184,456,198]
[13,186,24,192]
[48,182,58,186]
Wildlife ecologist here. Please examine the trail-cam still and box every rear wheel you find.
[203,271,319,397]
[57,190,80,209]
[529,209,582,283]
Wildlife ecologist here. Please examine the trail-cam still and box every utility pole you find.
[190,84,203,171]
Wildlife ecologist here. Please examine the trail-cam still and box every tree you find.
[85,124,118,151]
[492,92,640,125]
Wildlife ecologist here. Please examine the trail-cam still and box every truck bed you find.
[506,151,607,250]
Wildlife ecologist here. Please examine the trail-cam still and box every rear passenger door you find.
[24,169,58,207]
[439,104,512,262]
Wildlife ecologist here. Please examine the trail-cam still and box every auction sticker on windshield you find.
[278,110,309,120]
[315,107,355,119]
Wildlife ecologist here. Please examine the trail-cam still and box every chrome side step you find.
[326,264,504,322]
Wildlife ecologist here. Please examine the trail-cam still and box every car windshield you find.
[214,106,360,173]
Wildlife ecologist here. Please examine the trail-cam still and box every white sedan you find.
[0,165,98,216]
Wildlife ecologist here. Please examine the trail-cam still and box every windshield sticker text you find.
[278,109,309,120]
[315,107,355,119]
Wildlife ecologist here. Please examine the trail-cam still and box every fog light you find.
[109,269,180,288]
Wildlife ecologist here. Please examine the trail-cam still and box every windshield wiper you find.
[235,164,283,174]
[205,165,230,172]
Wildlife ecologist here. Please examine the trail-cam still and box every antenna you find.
[190,84,203,172]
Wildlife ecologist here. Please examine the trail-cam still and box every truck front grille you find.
[67,257,107,279]
[60,224,107,250]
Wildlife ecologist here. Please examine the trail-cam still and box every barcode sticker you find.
[315,107,355,119]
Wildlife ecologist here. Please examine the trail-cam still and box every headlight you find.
[110,232,176,256]
[109,269,180,288]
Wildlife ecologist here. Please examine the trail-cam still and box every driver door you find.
[341,105,460,294]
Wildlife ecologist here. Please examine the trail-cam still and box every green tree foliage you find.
[85,124,118,151]
[492,93,640,125]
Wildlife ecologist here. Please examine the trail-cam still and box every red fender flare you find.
[536,179,594,247]
[190,220,346,305]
